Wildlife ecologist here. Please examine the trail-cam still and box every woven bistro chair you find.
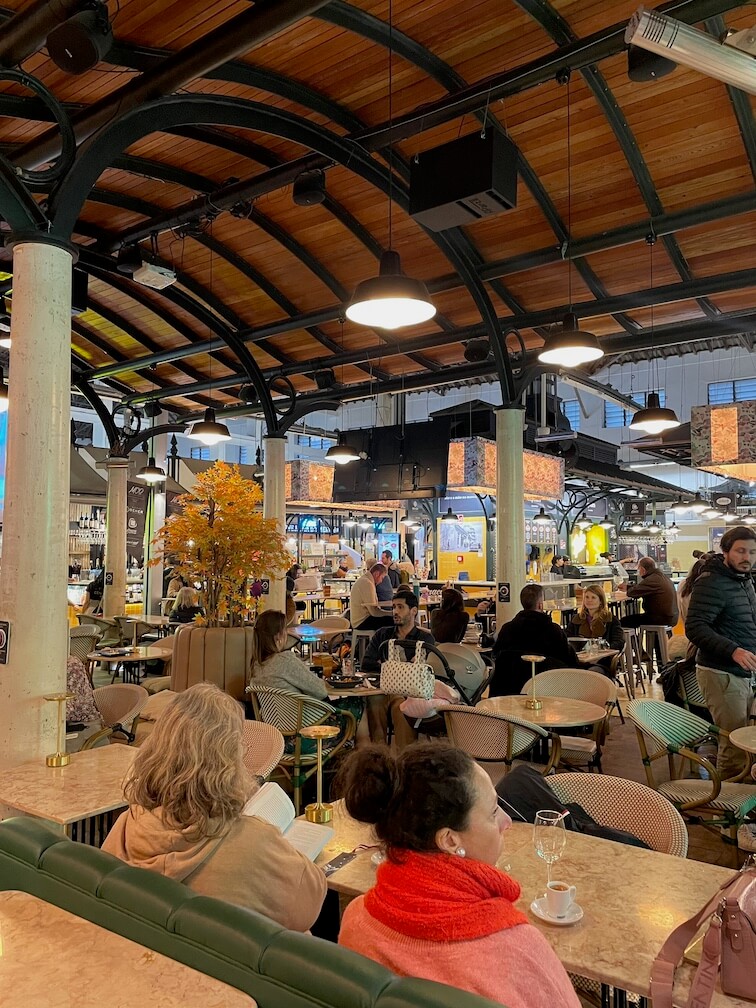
[115,616,159,646]
[443,704,561,775]
[627,698,756,849]
[77,614,123,647]
[81,683,148,749]
[68,626,102,665]
[241,720,285,781]
[549,771,688,857]
[521,667,616,772]
[245,686,356,814]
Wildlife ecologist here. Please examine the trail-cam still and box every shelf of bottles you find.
[70,504,106,544]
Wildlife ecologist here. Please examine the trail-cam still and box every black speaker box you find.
[409,131,518,232]
[72,268,88,316]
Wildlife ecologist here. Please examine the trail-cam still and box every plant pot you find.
[170,625,256,701]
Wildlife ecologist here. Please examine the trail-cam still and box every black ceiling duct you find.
[47,3,113,75]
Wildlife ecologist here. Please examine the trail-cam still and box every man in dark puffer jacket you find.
[685,525,756,779]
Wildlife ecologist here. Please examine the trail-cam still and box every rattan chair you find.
[81,683,148,749]
[77,614,123,647]
[627,698,755,847]
[241,720,285,780]
[549,771,688,857]
[521,667,615,771]
[115,616,159,646]
[245,685,356,813]
[68,626,101,664]
[443,704,561,775]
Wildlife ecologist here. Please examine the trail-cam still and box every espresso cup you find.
[545,880,576,919]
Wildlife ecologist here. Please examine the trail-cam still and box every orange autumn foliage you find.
[150,461,291,626]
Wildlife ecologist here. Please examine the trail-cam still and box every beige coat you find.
[103,805,326,932]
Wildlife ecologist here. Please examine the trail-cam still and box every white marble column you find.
[0,241,72,766]
[102,455,129,617]
[495,407,526,628]
[263,435,287,612]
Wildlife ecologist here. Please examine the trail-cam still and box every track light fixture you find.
[186,407,231,446]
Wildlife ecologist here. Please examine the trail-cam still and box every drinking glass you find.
[533,810,566,886]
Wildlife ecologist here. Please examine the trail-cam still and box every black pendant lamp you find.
[187,407,230,446]
[136,456,166,484]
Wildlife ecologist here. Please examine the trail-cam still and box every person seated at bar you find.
[349,562,393,630]
[361,592,436,747]
[103,683,326,932]
[621,556,678,663]
[490,583,577,695]
[170,586,205,624]
[567,584,624,676]
[337,743,580,1008]
[430,587,469,644]
[369,557,394,603]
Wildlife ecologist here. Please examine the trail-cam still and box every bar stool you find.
[350,629,373,668]
[622,628,646,694]
[639,625,671,678]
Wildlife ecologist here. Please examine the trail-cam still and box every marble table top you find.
[477,694,607,728]
[0,891,253,1007]
[316,809,746,1007]
[577,649,619,664]
[729,725,756,755]
[0,744,136,825]
[87,645,173,663]
[125,614,171,625]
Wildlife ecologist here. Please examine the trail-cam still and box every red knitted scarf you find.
[364,850,527,941]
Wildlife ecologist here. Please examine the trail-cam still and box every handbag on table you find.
[651,860,756,1007]
[380,639,435,700]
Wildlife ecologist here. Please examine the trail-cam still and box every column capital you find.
[5,233,79,261]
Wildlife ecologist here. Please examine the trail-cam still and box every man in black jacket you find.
[490,584,578,696]
[686,526,756,778]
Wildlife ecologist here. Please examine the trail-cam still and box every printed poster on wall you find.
[437,516,486,581]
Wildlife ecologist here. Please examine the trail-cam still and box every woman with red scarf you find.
[337,744,579,1008]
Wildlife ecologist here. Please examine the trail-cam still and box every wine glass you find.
[533,810,566,886]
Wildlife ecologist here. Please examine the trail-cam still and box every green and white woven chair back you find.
[678,663,707,709]
[246,686,334,737]
[549,771,688,857]
[627,698,711,750]
[437,644,488,698]
[525,667,617,707]
[443,704,547,761]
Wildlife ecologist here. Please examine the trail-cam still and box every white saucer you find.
[371,850,387,867]
[530,896,583,926]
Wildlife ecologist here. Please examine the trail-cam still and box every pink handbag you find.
[651,862,756,1007]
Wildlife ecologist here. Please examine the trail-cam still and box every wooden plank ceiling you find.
[0,0,753,421]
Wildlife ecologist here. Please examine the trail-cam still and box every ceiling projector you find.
[132,262,177,290]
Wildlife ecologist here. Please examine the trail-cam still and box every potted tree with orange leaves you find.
[151,461,291,699]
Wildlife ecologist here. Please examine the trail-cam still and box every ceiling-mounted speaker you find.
[47,3,113,75]
[627,44,677,82]
[238,384,259,405]
[116,245,142,275]
[464,338,490,363]
[314,368,337,390]
[142,401,162,418]
[293,169,326,206]
[409,131,518,232]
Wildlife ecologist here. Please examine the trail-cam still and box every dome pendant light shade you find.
[688,493,708,514]
[325,433,361,465]
[187,407,231,446]
[537,313,604,368]
[441,507,457,521]
[345,250,436,330]
[628,392,680,435]
[533,507,553,525]
[599,515,614,529]
[136,456,166,484]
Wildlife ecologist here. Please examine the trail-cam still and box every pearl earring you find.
[456,847,466,857]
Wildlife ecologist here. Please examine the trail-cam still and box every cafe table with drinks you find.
[315,802,748,1008]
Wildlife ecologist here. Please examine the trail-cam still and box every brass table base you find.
[46,752,71,767]
[305,802,333,824]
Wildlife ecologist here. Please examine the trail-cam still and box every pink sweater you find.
[339,896,580,1008]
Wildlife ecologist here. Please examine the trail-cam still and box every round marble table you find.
[477,694,606,729]
[729,725,756,755]
[87,645,173,684]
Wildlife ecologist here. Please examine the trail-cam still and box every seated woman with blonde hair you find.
[170,585,205,624]
[337,743,579,1008]
[103,682,326,932]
